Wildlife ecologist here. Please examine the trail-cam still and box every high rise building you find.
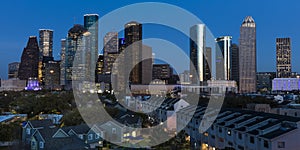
[8,62,20,79]
[276,38,292,78]
[216,36,232,80]
[141,45,153,85]
[39,29,54,58]
[44,61,61,90]
[103,32,119,74]
[38,29,54,85]
[63,24,88,89]
[231,43,239,85]
[205,47,212,81]
[190,24,206,84]
[124,21,143,84]
[18,36,39,81]
[84,14,99,77]
[60,39,66,86]
[239,16,257,93]
[152,64,173,82]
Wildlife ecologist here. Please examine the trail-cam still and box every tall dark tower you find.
[18,36,40,80]
[239,16,257,93]
[276,38,291,78]
[124,21,143,84]
[231,44,239,85]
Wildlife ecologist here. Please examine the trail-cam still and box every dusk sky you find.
[0,0,299,79]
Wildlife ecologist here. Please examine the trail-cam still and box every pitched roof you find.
[29,119,54,128]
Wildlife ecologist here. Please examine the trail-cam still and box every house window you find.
[264,140,269,148]
[26,128,31,135]
[96,133,100,139]
[39,142,44,148]
[238,133,242,139]
[227,130,231,136]
[88,134,93,140]
[112,128,116,134]
[219,127,222,133]
[79,135,83,139]
[250,136,254,144]
[204,132,208,137]
[278,141,285,148]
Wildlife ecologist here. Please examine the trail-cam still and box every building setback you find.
[239,16,257,93]
[276,38,292,78]
[18,36,39,81]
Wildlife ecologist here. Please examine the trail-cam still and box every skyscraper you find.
[103,32,119,74]
[84,14,99,78]
[38,29,54,85]
[60,39,66,86]
[63,24,88,89]
[276,38,292,78]
[190,24,206,84]
[216,36,232,80]
[141,45,153,84]
[18,36,39,81]
[239,16,257,93]
[44,61,60,90]
[205,47,212,81]
[8,62,20,79]
[231,44,239,85]
[124,21,143,84]
[39,29,54,58]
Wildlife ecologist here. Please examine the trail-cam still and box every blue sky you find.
[0,0,299,79]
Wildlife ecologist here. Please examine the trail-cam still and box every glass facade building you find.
[216,36,232,80]
[190,24,206,84]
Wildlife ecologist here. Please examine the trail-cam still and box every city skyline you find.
[1,0,300,79]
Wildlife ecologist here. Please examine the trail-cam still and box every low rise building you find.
[0,78,26,91]
[177,105,300,150]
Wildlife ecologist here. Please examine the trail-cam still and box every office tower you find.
[96,55,104,79]
[84,14,99,77]
[239,16,257,93]
[153,64,173,82]
[63,24,88,89]
[44,61,60,90]
[124,21,143,84]
[8,62,20,79]
[216,36,232,80]
[38,29,54,85]
[18,36,39,80]
[190,24,206,84]
[39,29,54,58]
[142,45,153,84]
[231,44,239,85]
[205,47,212,81]
[60,39,66,86]
[276,38,292,78]
[103,32,119,74]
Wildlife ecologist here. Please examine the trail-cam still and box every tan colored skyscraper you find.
[239,16,257,93]
[276,38,291,78]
